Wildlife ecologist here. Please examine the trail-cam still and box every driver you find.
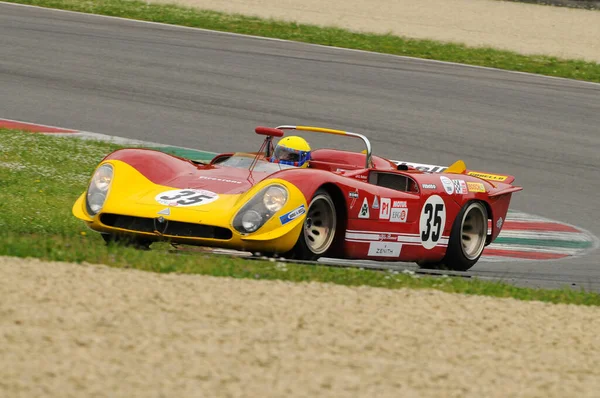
[269,136,311,168]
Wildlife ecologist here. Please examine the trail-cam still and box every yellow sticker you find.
[467,172,508,182]
[467,182,486,193]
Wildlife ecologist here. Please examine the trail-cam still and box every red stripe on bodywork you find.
[501,221,579,233]
[0,119,77,133]
[483,248,569,260]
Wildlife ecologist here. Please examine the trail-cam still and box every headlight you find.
[241,210,262,232]
[232,184,288,234]
[92,164,113,191]
[263,186,287,212]
[86,164,113,216]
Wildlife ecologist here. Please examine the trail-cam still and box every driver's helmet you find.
[270,136,311,168]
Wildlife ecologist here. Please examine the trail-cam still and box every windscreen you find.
[217,153,296,173]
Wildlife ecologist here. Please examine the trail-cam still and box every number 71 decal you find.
[419,195,446,249]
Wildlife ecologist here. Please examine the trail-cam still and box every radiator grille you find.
[99,214,232,240]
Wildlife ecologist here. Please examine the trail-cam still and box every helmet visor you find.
[273,146,300,162]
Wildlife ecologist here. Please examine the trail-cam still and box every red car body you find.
[74,125,522,270]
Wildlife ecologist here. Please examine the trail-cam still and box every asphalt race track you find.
[1,3,599,290]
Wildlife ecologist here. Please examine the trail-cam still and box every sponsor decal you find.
[376,233,395,241]
[467,182,486,193]
[419,195,446,250]
[367,242,402,257]
[467,172,508,182]
[393,161,447,173]
[496,217,503,229]
[422,183,437,189]
[157,208,171,216]
[393,200,407,208]
[452,179,466,194]
[279,205,306,225]
[358,197,370,219]
[440,176,454,195]
[349,190,359,209]
[354,174,368,180]
[198,176,241,184]
[372,196,380,210]
[390,207,408,223]
[379,198,391,219]
[155,189,219,207]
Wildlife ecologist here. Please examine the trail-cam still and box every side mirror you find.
[255,126,284,137]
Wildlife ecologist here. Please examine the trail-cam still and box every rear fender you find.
[486,192,514,243]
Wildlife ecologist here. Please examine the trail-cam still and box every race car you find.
[72,125,522,271]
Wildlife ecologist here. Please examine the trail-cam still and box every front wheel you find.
[442,201,488,271]
[283,189,337,261]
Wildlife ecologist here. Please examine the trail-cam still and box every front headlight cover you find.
[262,185,288,212]
[233,184,288,234]
[86,164,113,216]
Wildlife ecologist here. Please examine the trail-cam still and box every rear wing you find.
[394,159,517,185]
[463,170,515,185]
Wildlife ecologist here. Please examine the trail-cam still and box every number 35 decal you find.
[419,195,446,249]
[155,189,219,207]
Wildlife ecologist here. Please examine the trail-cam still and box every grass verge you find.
[1,128,600,305]
[5,0,600,83]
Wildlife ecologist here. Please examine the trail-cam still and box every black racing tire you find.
[101,233,152,251]
[283,189,338,261]
[442,201,488,271]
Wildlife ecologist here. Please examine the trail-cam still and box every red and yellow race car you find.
[73,125,522,271]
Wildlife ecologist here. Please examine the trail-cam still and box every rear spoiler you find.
[391,159,518,185]
[488,186,523,197]
[443,160,516,185]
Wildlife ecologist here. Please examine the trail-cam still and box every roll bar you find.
[275,125,373,169]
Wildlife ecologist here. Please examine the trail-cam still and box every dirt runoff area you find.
[1,256,600,397]
[146,0,600,63]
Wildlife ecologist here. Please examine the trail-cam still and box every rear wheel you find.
[284,189,337,261]
[443,201,488,271]
[101,233,152,250]
[418,201,488,271]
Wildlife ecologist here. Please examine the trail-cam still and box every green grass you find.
[2,128,600,306]
[5,0,600,83]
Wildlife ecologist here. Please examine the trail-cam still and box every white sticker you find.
[368,242,402,257]
[390,208,408,223]
[422,183,437,189]
[440,176,454,195]
[358,197,370,218]
[379,198,391,219]
[419,195,446,250]
[155,189,219,207]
